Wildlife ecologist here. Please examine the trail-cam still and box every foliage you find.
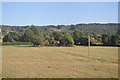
[52,31,64,41]
[2,24,119,46]
[21,30,35,42]
[72,30,82,44]
[47,36,55,44]
[60,32,74,47]
[30,26,39,35]
[102,33,119,45]
[2,23,118,35]
[32,35,43,46]
[102,33,109,45]
[79,36,88,45]
[110,34,119,45]
[3,32,20,42]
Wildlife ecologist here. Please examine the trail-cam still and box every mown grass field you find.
[2,46,118,78]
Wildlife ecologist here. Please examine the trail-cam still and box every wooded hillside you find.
[1,23,119,35]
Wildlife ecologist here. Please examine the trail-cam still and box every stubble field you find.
[2,46,118,78]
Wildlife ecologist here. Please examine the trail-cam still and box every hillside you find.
[1,23,119,35]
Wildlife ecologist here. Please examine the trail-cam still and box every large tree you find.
[110,34,119,45]
[21,29,44,46]
[32,35,43,46]
[79,36,88,45]
[72,30,82,44]
[52,31,64,41]
[3,32,20,42]
[60,32,74,47]
[21,30,35,42]
[102,33,109,45]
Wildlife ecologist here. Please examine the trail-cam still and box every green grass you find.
[2,46,118,78]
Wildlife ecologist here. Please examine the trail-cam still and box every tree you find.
[3,32,20,42]
[37,32,45,41]
[110,34,119,45]
[30,26,39,35]
[72,30,82,44]
[79,36,88,45]
[52,31,64,41]
[60,33,74,47]
[21,29,44,46]
[32,35,43,46]
[47,36,55,44]
[21,30,35,42]
[102,33,109,45]
[96,35,102,43]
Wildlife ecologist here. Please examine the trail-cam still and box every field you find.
[2,46,118,78]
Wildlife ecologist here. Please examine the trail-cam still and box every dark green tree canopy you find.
[110,34,119,45]
[2,25,119,46]
[21,30,35,42]
[102,34,109,45]
[30,26,39,35]
[72,30,82,44]
[3,32,20,42]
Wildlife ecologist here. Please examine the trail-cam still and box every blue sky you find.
[2,2,118,26]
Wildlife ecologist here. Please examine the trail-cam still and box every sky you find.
[1,2,118,26]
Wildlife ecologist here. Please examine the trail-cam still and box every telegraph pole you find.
[88,35,90,56]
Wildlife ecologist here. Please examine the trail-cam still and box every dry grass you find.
[2,46,118,78]
[0,46,2,78]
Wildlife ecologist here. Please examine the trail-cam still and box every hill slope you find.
[1,23,119,35]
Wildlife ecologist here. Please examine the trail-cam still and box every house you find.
[54,41,60,44]
[90,37,97,44]
[43,40,49,45]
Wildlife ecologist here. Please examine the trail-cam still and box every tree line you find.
[1,23,119,35]
[2,26,119,47]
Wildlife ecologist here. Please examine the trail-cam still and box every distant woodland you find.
[0,23,119,46]
[1,23,119,34]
